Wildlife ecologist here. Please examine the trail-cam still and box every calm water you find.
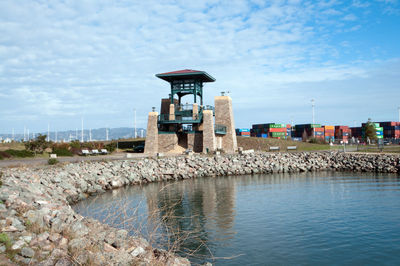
[73,172,400,265]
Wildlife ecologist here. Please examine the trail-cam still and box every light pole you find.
[81,117,84,142]
[134,109,137,139]
[311,99,315,125]
[398,107,400,122]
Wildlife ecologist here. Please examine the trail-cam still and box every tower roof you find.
[156,69,216,82]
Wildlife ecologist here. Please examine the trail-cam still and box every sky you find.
[0,0,400,133]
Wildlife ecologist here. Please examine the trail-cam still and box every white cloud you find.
[0,0,399,131]
[342,14,358,21]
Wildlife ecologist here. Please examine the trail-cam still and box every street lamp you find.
[311,99,315,125]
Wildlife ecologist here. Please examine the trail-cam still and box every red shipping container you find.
[268,128,287,132]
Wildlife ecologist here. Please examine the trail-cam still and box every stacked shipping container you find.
[335,126,350,142]
[350,127,362,139]
[379,122,400,139]
[251,123,287,138]
[294,124,324,139]
[324,126,335,142]
[236,128,251,137]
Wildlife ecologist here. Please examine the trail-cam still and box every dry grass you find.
[0,143,25,151]
[236,136,332,152]
[74,183,216,264]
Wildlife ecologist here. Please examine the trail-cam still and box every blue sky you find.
[0,0,399,134]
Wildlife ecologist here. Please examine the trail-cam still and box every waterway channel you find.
[73,172,400,265]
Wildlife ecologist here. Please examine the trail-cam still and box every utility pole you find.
[27,129,30,141]
[134,109,137,138]
[141,129,144,138]
[81,117,84,142]
[106,128,109,141]
[311,99,315,125]
[24,126,26,141]
[398,107,400,122]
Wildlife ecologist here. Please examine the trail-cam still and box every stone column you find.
[214,96,237,153]
[144,112,158,155]
[169,104,175,121]
[192,103,199,120]
[202,110,216,153]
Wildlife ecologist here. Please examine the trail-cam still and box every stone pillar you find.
[192,103,199,120]
[144,112,158,155]
[202,110,216,153]
[214,96,237,153]
[169,104,175,121]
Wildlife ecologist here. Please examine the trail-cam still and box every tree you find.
[364,118,377,143]
[25,134,49,154]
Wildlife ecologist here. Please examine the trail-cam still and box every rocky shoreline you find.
[0,152,399,265]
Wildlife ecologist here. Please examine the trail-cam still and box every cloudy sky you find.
[0,0,399,133]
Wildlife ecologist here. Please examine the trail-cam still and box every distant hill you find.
[0,127,146,142]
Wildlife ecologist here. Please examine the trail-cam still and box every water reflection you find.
[73,171,400,265]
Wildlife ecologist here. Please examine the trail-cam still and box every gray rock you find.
[21,246,35,258]
[130,246,146,257]
[70,220,89,237]
[55,258,72,266]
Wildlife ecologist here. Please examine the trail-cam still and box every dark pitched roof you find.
[156,69,216,82]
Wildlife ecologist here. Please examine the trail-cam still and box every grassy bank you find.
[236,136,334,152]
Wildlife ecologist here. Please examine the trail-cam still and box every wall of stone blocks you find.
[188,133,203,152]
[158,134,178,153]
[214,96,237,153]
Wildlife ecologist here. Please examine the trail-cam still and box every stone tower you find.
[144,69,237,155]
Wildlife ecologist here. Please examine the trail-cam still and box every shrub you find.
[52,148,73,157]
[4,149,34,158]
[0,151,12,159]
[25,134,49,154]
[48,158,59,165]
[105,142,117,153]
[51,143,73,156]
[69,140,81,149]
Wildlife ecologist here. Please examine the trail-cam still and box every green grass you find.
[4,149,34,158]
[0,232,12,250]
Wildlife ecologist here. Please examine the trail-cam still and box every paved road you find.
[0,152,145,168]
